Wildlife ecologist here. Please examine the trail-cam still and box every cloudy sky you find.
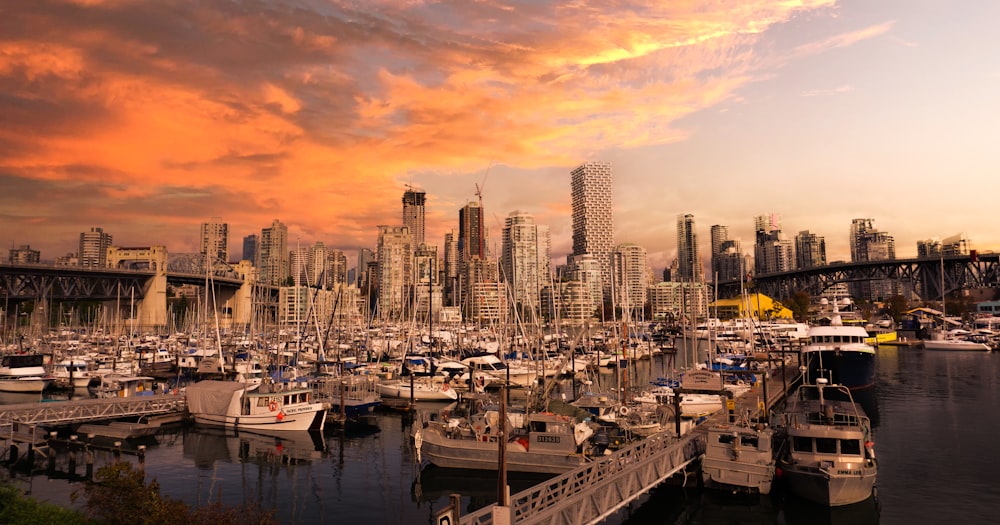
[2,0,998,273]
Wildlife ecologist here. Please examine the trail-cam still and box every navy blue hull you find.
[803,350,876,390]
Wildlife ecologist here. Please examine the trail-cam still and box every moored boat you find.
[701,417,775,494]
[413,410,606,474]
[186,380,328,432]
[773,378,877,506]
[803,300,877,391]
[0,353,53,393]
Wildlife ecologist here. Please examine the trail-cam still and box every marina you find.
[0,330,996,523]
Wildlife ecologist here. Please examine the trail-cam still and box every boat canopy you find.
[186,380,246,416]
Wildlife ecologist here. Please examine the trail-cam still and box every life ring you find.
[269,400,278,412]
[619,405,630,416]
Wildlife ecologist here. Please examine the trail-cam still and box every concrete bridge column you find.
[107,246,168,330]
[227,260,257,330]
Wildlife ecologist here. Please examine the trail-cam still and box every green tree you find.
[886,295,909,323]
[785,291,811,322]
[74,462,188,525]
[0,483,88,525]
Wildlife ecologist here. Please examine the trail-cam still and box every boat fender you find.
[441,383,449,392]
[276,411,285,421]
[269,401,278,412]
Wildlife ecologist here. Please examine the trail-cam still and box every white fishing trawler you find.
[773,378,877,506]
[186,380,328,433]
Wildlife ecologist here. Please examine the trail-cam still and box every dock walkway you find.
[458,363,799,525]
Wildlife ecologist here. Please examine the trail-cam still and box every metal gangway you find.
[0,394,186,429]
[461,429,704,525]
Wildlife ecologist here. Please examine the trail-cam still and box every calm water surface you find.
[4,345,999,524]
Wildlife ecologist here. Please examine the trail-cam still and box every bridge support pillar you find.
[225,260,256,330]
[108,246,168,330]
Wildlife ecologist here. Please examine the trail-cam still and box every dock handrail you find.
[461,428,704,525]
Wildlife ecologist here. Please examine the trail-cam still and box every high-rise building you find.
[849,218,897,301]
[357,248,374,288]
[259,219,288,285]
[501,211,542,319]
[327,249,348,288]
[376,225,413,320]
[199,218,229,267]
[612,243,650,313]
[402,188,426,247]
[8,245,40,264]
[754,214,794,274]
[567,253,602,316]
[571,161,613,302]
[79,227,112,268]
[242,234,258,266]
[795,230,827,269]
[458,201,489,313]
[677,214,703,283]
[709,225,728,282]
[443,229,459,306]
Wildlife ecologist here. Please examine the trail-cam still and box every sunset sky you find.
[3,0,999,273]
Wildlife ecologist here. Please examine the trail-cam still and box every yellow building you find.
[710,293,793,320]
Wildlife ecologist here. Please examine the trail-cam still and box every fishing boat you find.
[701,416,776,494]
[186,380,328,432]
[414,410,606,474]
[51,357,97,389]
[802,299,877,391]
[0,353,53,393]
[773,378,877,506]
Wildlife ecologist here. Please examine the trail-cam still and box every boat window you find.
[257,398,270,408]
[793,436,812,452]
[816,438,838,454]
[841,439,862,455]
[740,435,759,447]
[718,434,735,445]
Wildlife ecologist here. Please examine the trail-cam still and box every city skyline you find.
[3,1,999,270]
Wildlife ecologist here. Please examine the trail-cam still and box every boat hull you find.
[415,424,588,474]
[193,404,328,433]
[803,350,876,390]
[922,340,991,351]
[780,463,877,506]
[0,377,52,393]
[378,381,458,401]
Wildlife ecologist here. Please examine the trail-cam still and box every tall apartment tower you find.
[571,161,613,301]
[259,219,289,286]
[709,225,728,281]
[242,234,258,266]
[501,211,542,319]
[850,218,896,300]
[676,214,703,283]
[795,230,827,269]
[199,218,229,273]
[357,248,374,288]
[612,243,650,313]
[79,227,112,268]
[402,188,426,246]
[327,249,348,287]
[458,201,488,311]
[443,229,459,306]
[376,225,413,320]
[754,214,794,274]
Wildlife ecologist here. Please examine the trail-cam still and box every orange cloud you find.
[0,0,860,258]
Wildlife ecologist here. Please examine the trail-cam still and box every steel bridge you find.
[717,252,1000,300]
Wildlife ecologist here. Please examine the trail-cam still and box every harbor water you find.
[3,344,999,524]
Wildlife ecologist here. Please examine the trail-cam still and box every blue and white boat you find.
[803,301,877,391]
